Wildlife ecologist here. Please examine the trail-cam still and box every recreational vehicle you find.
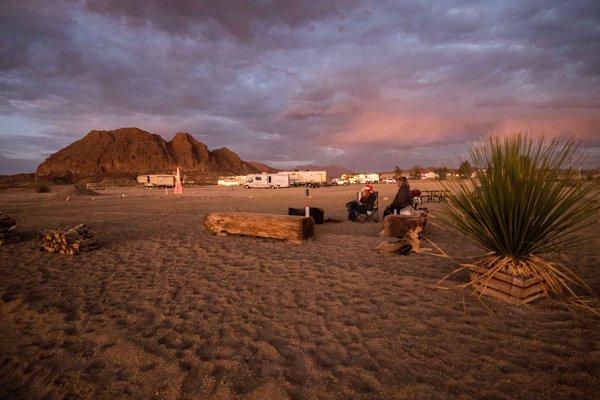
[217,175,247,186]
[244,174,290,188]
[357,173,380,184]
[341,173,360,184]
[280,170,327,187]
[136,174,176,188]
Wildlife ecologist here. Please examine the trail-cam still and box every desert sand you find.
[0,182,598,399]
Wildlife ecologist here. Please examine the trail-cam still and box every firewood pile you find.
[39,224,99,255]
[0,212,20,246]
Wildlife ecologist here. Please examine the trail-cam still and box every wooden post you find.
[204,212,315,242]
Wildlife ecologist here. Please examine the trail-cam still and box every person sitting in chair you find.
[383,177,413,217]
[346,184,376,221]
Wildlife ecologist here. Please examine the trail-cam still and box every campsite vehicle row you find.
[220,170,328,188]
[138,170,384,189]
[219,171,383,188]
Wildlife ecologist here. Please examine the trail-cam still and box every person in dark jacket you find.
[346,184,376,221]
[384,177,413,217]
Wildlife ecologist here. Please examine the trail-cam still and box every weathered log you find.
[375,240,407,253]
[382,211,428,253]
[204,212,314,242]
[383,212,427,238]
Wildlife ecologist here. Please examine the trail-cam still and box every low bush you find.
[36,183,51,193]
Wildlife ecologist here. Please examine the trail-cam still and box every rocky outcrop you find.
[36,127,272,182]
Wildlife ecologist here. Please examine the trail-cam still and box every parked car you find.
[381,178,397,184]
[330,178,349,186]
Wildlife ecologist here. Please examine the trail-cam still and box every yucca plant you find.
[441,134,600,303]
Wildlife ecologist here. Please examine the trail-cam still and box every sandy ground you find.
[0,182,599,400]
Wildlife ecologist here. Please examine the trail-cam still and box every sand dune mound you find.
[54,183,100,200]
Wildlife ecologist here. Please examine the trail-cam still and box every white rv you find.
[280,170,327,186]
[217,175,247,186]
[341,173,360,184]
[357,173,380,184]
[136,174,176,188]
[244,174,290,188]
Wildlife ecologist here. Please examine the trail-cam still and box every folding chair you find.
[356,191,379,222]
[411,189,422,209]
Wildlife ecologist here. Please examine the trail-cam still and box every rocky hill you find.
[36,127,273,182]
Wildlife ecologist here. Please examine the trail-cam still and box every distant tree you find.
[413,168,421,179]
[394,165,403,178]
[435,167,449,180]
[458,160,472,178]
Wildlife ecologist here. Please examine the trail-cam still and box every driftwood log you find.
[39,224,99,255]
[381,211,428,253]
[0,212,20,246]
[204,212,314,243]
[374,240,412,255]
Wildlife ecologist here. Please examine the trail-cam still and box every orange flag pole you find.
[174,166,183,195]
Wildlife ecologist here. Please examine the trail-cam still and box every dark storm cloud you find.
[0,0,599,173]
[84,0,357,41]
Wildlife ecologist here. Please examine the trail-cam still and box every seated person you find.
[384,177,413,217]
[346,184,376,221]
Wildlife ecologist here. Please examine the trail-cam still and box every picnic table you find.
[419,190,452,203]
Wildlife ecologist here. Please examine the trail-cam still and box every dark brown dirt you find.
[0,184,598,399]
[54,184,100,200]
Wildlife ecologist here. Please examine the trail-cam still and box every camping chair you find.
[356,191,379,222]
[411,189,422,209]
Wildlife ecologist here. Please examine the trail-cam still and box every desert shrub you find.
[441,135,600,302]
[458,160,472,178]
[435,167,449,180]
[36,183,51,193]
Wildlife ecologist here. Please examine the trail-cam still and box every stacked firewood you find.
[0,212,20,246]
[39,224,99,255]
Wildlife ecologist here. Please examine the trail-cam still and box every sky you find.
[1,0,599,174]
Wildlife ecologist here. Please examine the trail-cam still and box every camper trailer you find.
[217,175,247,186]
[357,173,380,184]
[280,170,327,187]
[341,173,360,184]
[136,174,176,188]
[244,174,290,188]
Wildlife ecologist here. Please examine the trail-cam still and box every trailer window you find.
[255,176,261,181]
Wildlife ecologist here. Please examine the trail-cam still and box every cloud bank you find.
[1,0,599,173]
